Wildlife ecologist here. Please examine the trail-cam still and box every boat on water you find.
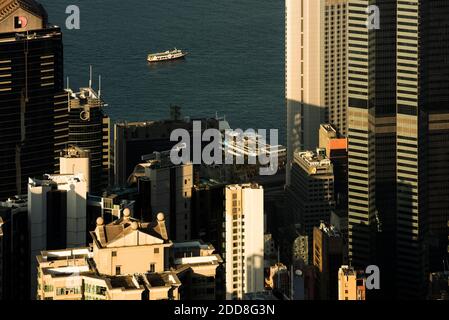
[147,48,188,63]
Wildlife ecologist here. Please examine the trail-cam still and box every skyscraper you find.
[347,0,449,299]
[288,148,335,263]
[0,0,68,200]
[28,172,88,298]
[66,85,111,195]
[286,0,348,184]
[224,184,264,300]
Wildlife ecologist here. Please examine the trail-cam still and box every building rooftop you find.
[172,240,223,268]
[226,183,262,191]
[28,173,86,187]
[328,138,347,151]
[320,123,338,135]
[0,195,27,209]
[295,149,330,167]
[222,130,286,158]
[61,145,90,158]
[293,148,333,177]
[90,209,170,249]
[339,265,365,278]
[37,248,92,276]
[0,0,47,22]
[66,86,105,111]
[318,222,341,238]
[127,150,191,185]
[195,178,225,189]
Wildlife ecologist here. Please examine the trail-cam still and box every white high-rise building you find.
[59,145,91,192]
[224,184,264,300]
[28,173,88,298]
[286,0,348,184]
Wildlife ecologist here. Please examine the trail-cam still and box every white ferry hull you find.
[147,51,188,63]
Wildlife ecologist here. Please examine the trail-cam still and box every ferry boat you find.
[147,48,188,63]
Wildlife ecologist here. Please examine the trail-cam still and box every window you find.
[44,285,53,292]
[115,266,121,275]
[154,248,159,254]
[149,264,155,273]
[14,16,27,29]
[96,286,106,296]
[112,251,117,257]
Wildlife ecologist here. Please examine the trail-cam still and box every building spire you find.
[89,65,92,88]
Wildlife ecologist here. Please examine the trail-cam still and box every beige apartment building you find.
[36,210,222,300]
[224,184,264,300]
[338,265,366,300]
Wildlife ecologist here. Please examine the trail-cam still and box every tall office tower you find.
[28,173,87,298]
[288,149,335,263]
[285,0,348,184]
[346,0,449,299]
[224,184,264,300]
[346,0,378,273]
[337,265,366,300]
[127,151,193,241]
[0,0,69,200]
[67,86,111,195]
[0,196,29,300]
[313,222,343,300]
[114,115,224,187]
[420,1,449,274]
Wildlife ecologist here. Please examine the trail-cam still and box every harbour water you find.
[41,0,286,142]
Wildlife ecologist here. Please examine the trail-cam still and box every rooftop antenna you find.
[89,65,93,89]
[66,76,71,112]
[98,75,101,99]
